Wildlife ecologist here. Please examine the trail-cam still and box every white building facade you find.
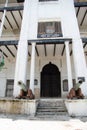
[0,0,87,98]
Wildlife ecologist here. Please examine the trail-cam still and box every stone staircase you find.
[36,99,68,118]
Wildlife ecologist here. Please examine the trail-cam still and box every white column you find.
[0,0,8,37]
[72,39,87,81]
[65,41,73,91]
[29,43,36,94]
[13,40,28,96]
[13,0,30,97]
[14,0,38,96]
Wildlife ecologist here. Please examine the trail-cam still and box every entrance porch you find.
[0,98,87,117]
[0,38,87,98]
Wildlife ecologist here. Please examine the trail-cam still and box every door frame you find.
[40,62,61,97]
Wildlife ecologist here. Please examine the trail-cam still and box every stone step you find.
[39,102,65,107]
[38,99,65,106]
[37,109,66,112]
[37,106,66,109]
[37,106,67,111]
[36,111,67,116]
[36,99,67,118]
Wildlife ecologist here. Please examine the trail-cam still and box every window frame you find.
[39,0,58,2]
[37,21,63,38]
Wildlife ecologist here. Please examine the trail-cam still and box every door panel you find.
[41,63,61,97]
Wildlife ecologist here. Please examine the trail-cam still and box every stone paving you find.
[0,114,87,130]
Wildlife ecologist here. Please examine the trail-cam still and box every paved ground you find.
[0,114,87,130]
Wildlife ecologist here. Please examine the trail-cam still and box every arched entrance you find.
[41,62,61,97]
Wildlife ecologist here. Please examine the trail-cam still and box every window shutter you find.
[58,22,62,33]
[55,22,62,33]
[55,22,58,33]
[38,22,45,34]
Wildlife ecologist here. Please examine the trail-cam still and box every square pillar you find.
[13,0,31,97]
[30,43,36,94]
[65,41,73,91]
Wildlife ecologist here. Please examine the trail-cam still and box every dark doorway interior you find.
[41,62,61,97]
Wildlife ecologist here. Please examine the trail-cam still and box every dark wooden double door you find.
[41,63,61,97]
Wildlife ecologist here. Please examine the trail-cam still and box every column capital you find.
[31,42,36,45]
[65,41,70,47]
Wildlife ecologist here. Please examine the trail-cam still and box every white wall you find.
[0,55,75,98]
[0,53,87,97]
[0,60,15,97]
[0,69,7,97]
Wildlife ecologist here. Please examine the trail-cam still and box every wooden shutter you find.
[55,22,58,33]
[55,22,62,33]
[38,22,45,34]
[58,22,62,33]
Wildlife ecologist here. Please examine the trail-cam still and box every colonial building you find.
[0,0,87,99]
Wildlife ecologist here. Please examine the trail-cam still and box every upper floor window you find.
[39,0,58,1]
[37,21,62,38]
[17,0,24,2]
